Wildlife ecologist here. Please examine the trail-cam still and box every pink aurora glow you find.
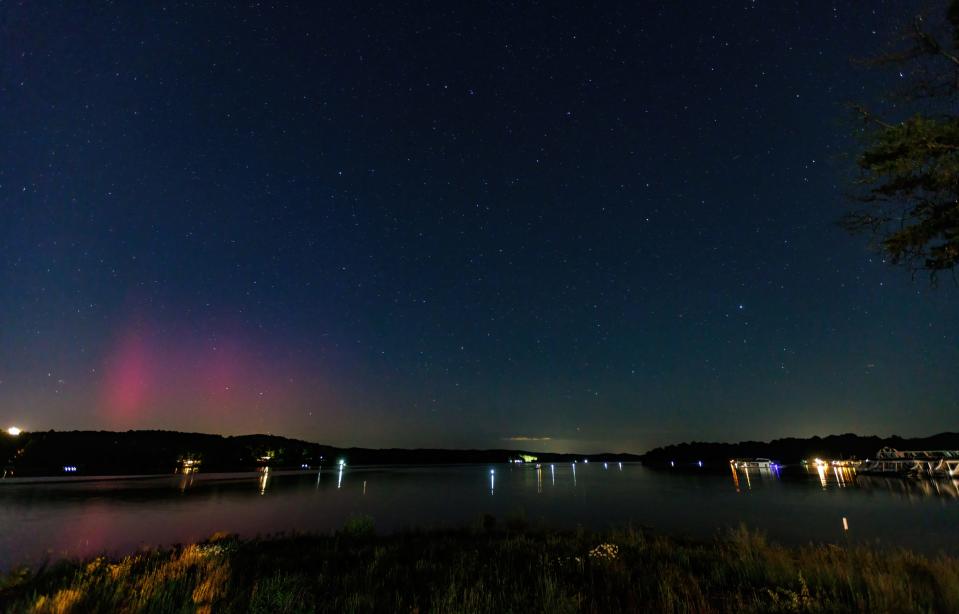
[97,321,324,429]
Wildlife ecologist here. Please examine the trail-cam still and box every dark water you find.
[1,462,958,570]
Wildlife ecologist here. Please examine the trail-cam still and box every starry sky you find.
[1,2,956,453]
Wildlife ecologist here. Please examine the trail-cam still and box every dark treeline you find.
[0,430,641,477]
[641,432,959,468]
[7,430,958,478]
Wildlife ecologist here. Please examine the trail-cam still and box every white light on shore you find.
[6,426,20,436]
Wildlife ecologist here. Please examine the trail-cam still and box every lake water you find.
[1,462,958,570]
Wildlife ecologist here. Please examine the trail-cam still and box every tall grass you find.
[2,522,957,613]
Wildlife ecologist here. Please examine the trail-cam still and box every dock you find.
[861,447,959,477]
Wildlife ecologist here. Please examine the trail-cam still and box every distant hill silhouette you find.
[640,432,959,467]
[7,430,957,478]
[0,430,641,477]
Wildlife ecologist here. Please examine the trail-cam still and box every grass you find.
[2,519,958,613]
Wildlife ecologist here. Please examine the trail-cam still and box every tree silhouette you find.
[847,1,959,283]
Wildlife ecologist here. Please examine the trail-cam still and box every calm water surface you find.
[1,462,958,569]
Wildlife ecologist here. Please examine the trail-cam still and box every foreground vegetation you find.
[2,519,957,613]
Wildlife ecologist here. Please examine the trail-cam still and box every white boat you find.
[730,458,772,469]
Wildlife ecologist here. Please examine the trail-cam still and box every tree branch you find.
[851,104,895,129]
[914,15,959,67]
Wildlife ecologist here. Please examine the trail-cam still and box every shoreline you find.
[0,461,648,485]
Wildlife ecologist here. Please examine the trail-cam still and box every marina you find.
[861,447,959,477]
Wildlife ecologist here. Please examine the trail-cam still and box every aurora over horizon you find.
[1,1,957,455]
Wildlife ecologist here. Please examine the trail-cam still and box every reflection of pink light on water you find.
[39,498,118,564]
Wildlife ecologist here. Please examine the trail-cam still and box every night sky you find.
[2,2,956,453]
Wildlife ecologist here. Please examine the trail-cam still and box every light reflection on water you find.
[816,464,826,488]
[856,474,959,500]
[258,467,270,495]
[728,463,959,500]
[178,472,196,492]
[2,462,958,570]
